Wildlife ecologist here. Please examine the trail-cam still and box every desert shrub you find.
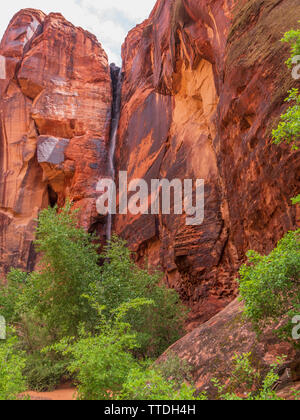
[120,351,206,401]
[23,351,68,392]
[213,353,284,401]
[120,368,204,400]
[95,235,188,358]
[157,351,194,385]
[0,334,27,400]
[238,229,300,345]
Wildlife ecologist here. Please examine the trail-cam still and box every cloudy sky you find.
[0,0,157,65]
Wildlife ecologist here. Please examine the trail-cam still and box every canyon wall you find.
[0,1,299,326]
[114,0,300,324]
[0,9,112,276]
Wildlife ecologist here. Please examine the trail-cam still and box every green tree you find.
[238,230,300,345]
[95,235,188,358]
[51,299,153,400]
[0,205,188,392]
[0,203,102,390]
[4,203,101,342]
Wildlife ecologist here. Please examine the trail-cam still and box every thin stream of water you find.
[106,64,122,241]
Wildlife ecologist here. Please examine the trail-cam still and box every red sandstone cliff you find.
[0,9,112,276]
[0,1,299,327]
[114,0,300,325]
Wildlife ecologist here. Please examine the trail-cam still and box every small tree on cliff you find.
[272,22,300,204]
[272,22,300,151]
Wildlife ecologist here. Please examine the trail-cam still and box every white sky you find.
[0,0,157,65]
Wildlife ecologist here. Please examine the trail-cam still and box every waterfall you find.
[106,63,122,242]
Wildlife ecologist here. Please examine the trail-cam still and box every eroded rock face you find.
[114,0,300,325]
[0,9,112,276]
[0,1,299,328]
[157,299,299,396]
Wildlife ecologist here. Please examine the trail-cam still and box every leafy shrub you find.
[120,368,204,400]
[272,88,300,150]
[281,21,300,68]
[23,352,68,392]
[272,23,300,150]
[0,269,27,323]
[212,353,284,401]
[238,229,300,345]
[0,334,27,400]
[51,299,153,400]
[96,236,188,358]
[157,351,194,385]
[120,352,206,401]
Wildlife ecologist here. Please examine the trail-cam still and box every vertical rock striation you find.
[0,9,112,276]
[115,0,300,325]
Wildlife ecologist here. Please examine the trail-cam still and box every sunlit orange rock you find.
[115,0,300,325]
[0,9,112,276]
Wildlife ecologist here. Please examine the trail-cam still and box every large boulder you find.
[157,298,299,396]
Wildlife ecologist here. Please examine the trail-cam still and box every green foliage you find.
[0,269,27,323]
[23,352,68,392]
[272,23,300,150]
[213,353,284,401]
[120,367,206,401]
[51,299,153,400]
[157,351,194,385]
[272,89,300,150]
[292,194,300,205]
[0,203,103,390]
[95,235,188,358]
[0,334,27,400]
[25,202,101,338]
[281,21,300,68]
[238,230,300,345]
[1,204,188,393]
[292,388,300,400]
[1,203,101,340]
[120,351,206,401]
